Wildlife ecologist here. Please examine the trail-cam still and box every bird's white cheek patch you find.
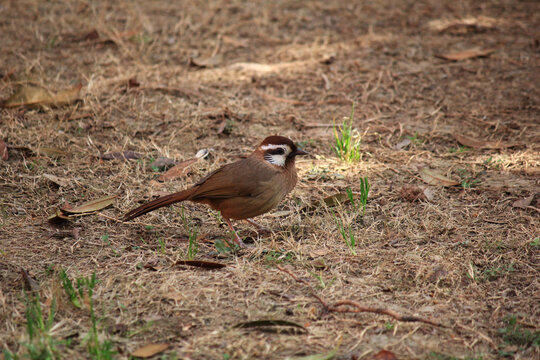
[265,154,286,167]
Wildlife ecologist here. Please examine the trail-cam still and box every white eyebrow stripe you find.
[261,144,287,150]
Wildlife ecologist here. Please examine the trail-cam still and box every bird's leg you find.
[245,218,271,234]
[224,217,247,248]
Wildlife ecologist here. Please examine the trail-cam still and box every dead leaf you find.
[399,185,427,202]
[427,265,448,283]
[1,83,82,109]
[301,193,351,213]
[436,48,495,61]
[52,84,83,106]
[43,174,69,187]
[46,228,80,240]
[61,194,117,214]
[0,138,7,160]
[34,147,68,158]
[161,292,183,301]
[287,347,337,360]
[128,78,140,88]
[189,54,223,68]
[21,269,40,292]
[422,187,435,201]
[228,62,277,73]
[222,35,248,47]
[428,16,497,34]
[394,138,411,150]
[310,249,329,257]
[270,210,293,217]
[81,29,99,41]
[107,323,128,335]
[454,134,523,149]
[233,319,307,332]
[512,195,534,209]
[175,260,226,269]
[157,158,197,182]
[131,343,169,358]
[420,168,460,187]
[217,118,228,134]
[150,157,175,171]
[157,150,208,182]
[100,151,143,160]
[370,349,398,360]
[323,193,350,207]
[48,208,71,223]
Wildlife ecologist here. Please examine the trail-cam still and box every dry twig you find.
[276,265,444,327]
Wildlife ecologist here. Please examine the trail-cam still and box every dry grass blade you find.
[419,168,460,187]
[131,343,169,358]
[454,134,523,149]
[61,194,117,214]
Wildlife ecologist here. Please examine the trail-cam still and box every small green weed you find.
[333,103,361,162]
[264,249,294,264]
[332,211,357,256]
[482,263,514,282]
[101,235,120,257]
[17,293,62,359]
[179,206,199,260]
[309,271,326,289]
[483,156,502,170]
[59,269,82,309]
[357,177,371,215]
[59,271,115,359]
[83,274,115,360]
[214,239,234,255]
[384,321,395,331]
[157,237,166,254]
[405,132,425,146]
[498,315,540,356]
[529,237,539,247]
[457,169,483,189]
[448,146,469,154]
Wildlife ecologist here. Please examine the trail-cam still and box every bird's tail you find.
[123,188,196,221]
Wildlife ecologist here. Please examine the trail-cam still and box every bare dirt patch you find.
[1,1,539,359]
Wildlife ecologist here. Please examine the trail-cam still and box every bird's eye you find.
[268,148,285,155]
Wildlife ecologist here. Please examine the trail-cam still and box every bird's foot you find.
[232,233,249,248]
[245,218,271,235]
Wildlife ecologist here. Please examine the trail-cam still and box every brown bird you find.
[123,135,307,247]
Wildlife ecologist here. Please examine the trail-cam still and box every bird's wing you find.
[190,157,271,199]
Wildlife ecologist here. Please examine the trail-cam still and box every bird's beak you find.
[294,148,308,156]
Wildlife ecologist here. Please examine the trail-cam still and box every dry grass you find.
[1,0,539,359]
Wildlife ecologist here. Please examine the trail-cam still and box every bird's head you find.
[255,135,308,167]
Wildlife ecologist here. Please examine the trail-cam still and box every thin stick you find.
[276,265,444,327]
